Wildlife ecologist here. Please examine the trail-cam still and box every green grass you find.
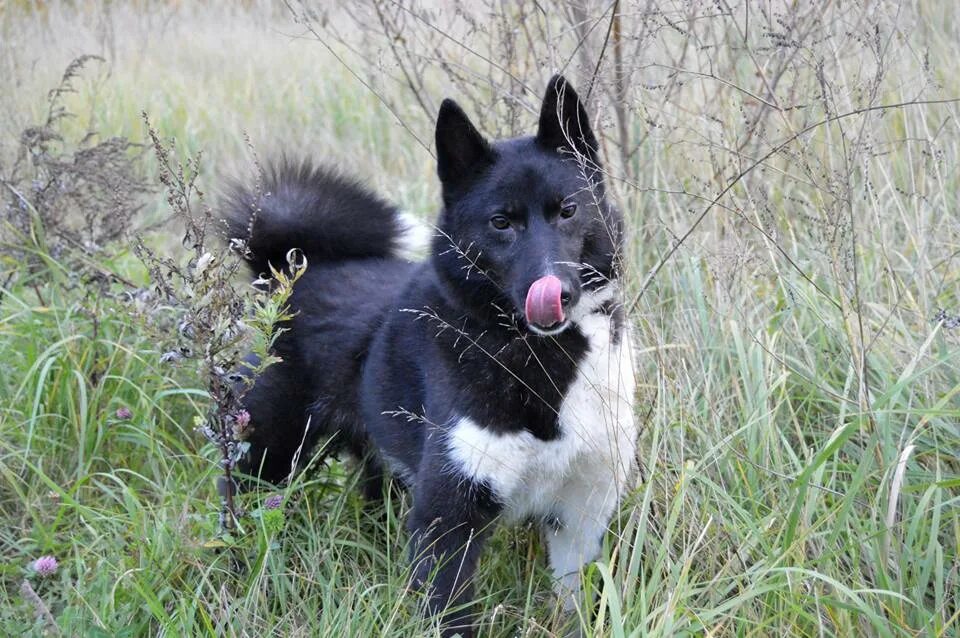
[1,1,958,636]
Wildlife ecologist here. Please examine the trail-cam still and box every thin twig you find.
[628,97,960,312]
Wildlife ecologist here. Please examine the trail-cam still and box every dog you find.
[224,75,638,636]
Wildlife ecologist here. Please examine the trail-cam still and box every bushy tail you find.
[222,159,426,275]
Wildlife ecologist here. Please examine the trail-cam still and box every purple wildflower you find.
[264,494,283,510]
[115,407,133,420]
[234,410,251,428]
[31,555,58,577]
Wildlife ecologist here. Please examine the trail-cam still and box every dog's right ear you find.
[435,99,493,188]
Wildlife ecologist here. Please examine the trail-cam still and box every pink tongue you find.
[525,275,565,327]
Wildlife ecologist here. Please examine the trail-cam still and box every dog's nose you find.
[560,290,572,306]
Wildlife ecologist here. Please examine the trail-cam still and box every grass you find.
[1,1,958,636]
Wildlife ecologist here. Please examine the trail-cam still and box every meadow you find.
[1,1,957,636]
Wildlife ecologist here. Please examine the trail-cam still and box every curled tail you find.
[222,159,428,274]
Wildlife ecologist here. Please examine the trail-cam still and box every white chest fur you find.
[445,291,638,520]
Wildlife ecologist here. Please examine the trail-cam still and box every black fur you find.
[224,75,626,636]
[223,161,407,274]
[223,162,415,485]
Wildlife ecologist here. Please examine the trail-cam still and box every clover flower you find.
[31,556,58,577]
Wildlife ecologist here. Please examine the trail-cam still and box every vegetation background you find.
[1,1,957,636]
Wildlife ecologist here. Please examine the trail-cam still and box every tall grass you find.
[1,1,957,636]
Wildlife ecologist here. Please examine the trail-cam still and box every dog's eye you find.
[490,215,511,230]
[560,202,577,219]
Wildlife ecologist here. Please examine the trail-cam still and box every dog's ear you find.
[435,99,493,187]
[536,74,599,163]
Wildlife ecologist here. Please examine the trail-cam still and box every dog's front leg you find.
[544,455,631,614]
[407,460,500,638]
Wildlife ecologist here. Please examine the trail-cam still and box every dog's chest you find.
[446,311,637,519]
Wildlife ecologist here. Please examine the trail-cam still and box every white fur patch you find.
[444,288,638,523]
[393,212,433,259]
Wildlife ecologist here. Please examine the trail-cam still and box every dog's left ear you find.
[536,75,599,163]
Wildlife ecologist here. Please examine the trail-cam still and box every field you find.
[1,1,958,636]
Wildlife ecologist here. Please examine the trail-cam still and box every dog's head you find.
[431,75,623,336]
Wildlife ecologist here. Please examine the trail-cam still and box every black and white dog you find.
[225,75,637,636]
